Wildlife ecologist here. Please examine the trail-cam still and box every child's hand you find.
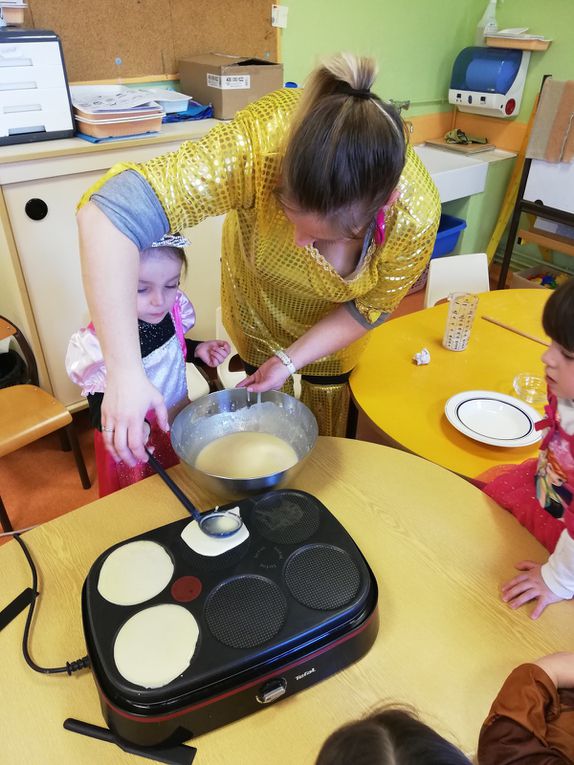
[195,340,231,367]
[501,560,565,619]
[236,355,291,392]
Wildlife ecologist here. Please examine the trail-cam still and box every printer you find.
[448,46,530,118]
[0,28,74,145]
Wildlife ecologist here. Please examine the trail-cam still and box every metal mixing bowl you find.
[171,389,318,498]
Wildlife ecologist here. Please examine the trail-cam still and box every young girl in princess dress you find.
[484,277,574,619]
[66,235,230,496]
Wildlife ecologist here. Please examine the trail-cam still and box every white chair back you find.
[215,307,301,397]
[215,307,247,389]
[186,364,210,400]
[424,253,490,308]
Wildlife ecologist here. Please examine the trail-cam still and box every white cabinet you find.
[0,121,223,408]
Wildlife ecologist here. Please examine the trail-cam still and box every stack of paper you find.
[70,86,164,118]
[485,26,550,41]
[487,32,547,40]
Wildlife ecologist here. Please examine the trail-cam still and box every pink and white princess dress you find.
[66,290,196,497]
[483,393,574,600]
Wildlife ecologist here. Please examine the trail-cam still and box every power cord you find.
[13,533,90,675]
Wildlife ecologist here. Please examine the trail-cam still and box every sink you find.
[413,144,488,203]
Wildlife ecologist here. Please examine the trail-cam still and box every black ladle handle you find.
[64,718,197,764]
[145,448,202,524]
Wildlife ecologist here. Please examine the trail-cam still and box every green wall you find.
[497,0,574,120]
[282,0,574,122]
[282,0,480,116]
[282,0,574,268]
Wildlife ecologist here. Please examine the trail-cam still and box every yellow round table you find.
[350,289,550,478]
[2,437,574,763]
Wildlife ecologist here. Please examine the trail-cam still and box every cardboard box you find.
[178,53,284,120]
[510,265,571,289]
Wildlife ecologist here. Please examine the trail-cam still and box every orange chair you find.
[0,317,91,532]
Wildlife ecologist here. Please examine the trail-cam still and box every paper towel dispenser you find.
[448,46,530,118]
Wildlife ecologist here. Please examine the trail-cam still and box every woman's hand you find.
[236,305,369,393]
[101,369,168,466]
[195,340,231,367]
[236,356,291,392]
[501,560,564,620]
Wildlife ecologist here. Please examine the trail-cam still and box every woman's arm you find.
[77,202,168,465]
[237,304,369,391]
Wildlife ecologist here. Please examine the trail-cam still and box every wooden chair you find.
[0,317,91,532]
[0,316,38,384]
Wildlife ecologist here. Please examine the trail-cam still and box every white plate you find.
[444,390,542,447]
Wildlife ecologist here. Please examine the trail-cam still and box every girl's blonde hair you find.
[280,53,407,234]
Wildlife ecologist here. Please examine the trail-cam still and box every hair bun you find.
[337,84,372,100]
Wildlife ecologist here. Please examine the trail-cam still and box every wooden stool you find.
[0,385,91,532]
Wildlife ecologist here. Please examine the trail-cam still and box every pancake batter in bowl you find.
[194,432,298,479]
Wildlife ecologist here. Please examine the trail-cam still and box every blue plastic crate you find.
[431,214,467,258]
[406,213,468,295]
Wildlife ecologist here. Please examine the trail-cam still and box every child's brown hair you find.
[543,277,574,353]
[316,706,470,765]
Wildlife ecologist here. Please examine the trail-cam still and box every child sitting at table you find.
[66,234,230,496]
[482,277,574,619]
[478,652,574,763]
[315,705,471,764]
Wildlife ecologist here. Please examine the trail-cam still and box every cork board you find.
[25,0,279,82]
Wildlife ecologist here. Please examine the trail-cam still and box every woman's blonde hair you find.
[280,53,407,234]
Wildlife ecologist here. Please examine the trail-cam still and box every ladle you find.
[145,449,243,538]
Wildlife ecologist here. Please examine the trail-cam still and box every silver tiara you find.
[150,233,189,248]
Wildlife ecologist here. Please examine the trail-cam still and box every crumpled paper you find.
[412,348,431,365]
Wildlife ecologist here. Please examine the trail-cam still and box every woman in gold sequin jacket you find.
[77,52,440,466]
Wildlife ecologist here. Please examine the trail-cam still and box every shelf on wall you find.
[486,36,552,51]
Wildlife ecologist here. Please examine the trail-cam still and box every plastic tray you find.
[74,112,163,139]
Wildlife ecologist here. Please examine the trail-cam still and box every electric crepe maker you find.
[81,490,379,747]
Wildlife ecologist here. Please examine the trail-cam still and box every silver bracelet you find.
[274,348,297,375]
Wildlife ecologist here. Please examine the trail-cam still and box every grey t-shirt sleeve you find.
[344,300,390,329]
[90,169,169,250]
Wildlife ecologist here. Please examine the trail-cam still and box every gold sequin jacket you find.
[82,88,440,376]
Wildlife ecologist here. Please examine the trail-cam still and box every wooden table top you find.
[350,289,551,479]
[2,436,573,762]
